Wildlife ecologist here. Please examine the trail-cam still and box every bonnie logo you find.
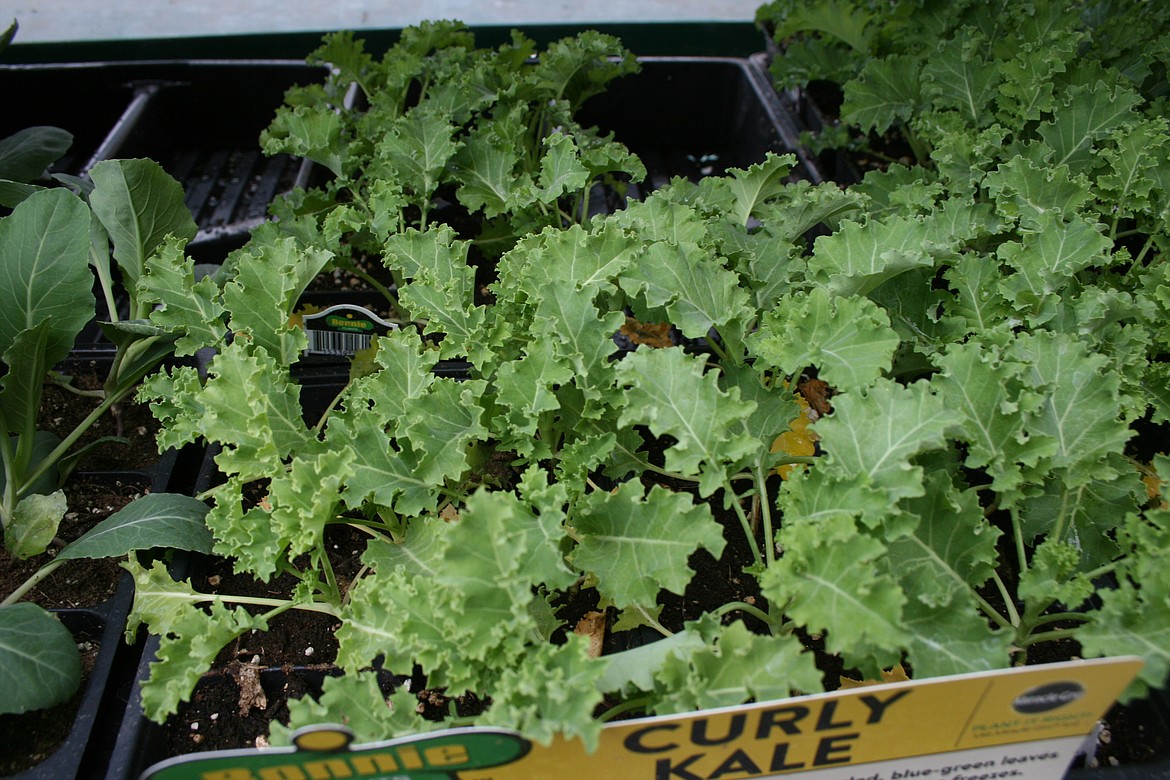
[1012,682,1085,714]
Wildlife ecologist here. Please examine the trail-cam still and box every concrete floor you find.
[5,1,762,44]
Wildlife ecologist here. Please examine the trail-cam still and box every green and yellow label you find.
[140,658,1143,780]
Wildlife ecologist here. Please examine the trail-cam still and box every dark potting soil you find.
[0,459,154,774]
[0,473,150,608]
[0,625,101,775]
[39,362,164,471]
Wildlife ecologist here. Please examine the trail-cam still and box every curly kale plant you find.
[125,7,1170,753]
[258,21,645,313]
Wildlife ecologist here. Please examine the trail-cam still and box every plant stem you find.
[897,120,931,167]
[599,696,653,722]
[1133,234,1157,266]
[712,600,781,634]
[0,421,16,530]
[754,465,777,568]
[19,387,128,499]
[635,605,674,638]
[1010,507,1029,576]
[990,571,1021,627]
[1049,484,1074,548]
[91,246,121,325]
[1,559,65,606]
[313,384,352,433]
[334,256,399,314]
[704,335,731,365]
[205,592,341,617]
[317,549,341,604]
[723,478,764,569]
[974,591,1014,632]
[1020,627,1084,647]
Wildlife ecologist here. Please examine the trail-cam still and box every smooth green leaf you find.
[935,340,1054,496]
[0,126,73,184]
[0,320,52,438]
[985,157,1091,231]
[997,215,1111,306]
[5,490,67,558]
[921,36,1000,127]
[513,222,639,293]
[809,215,941,297]
[88,159,197,295]
[531,279,623,411]
[900,599,1012,680]
[0,178,42,208]
[0,188,93,366]
[1018,467,1142,567]
[763,514,906,662]
[717,152,796,226]
[620,240,754,340]
[762,0,878,53]
[56,492,212,561]
[841,55,922,135]
[1038,80,1142,172]
[0,603,80,715]
[815,379,962,502]
[377,109,462,203]
[597,626,707,695]
[494,338,574,459]
[449,120,533,218]
[1009,331,1134,486]
[886,471,1000,610]
[537,132,590,203]
[1078,582,1170,700]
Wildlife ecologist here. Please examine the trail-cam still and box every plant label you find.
[139,656,1143,780]
[301,304,396,356]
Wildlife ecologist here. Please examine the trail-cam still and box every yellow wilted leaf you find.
[838,664,912,689]
[772,391,818,478]
[1139,461,1167,509]
[288,302,323,330]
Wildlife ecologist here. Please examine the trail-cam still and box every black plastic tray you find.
[578,55,823,193]
[1,60,324,257]
[2,449,185,779]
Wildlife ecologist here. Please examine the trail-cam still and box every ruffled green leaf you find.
[572,481,725,611]
[763,514,906,667]
[615,347,758,496]
[652,618,821,715]
[750,288,900,392]
[138,236,227,356]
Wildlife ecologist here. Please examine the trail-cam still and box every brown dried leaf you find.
[228,655,268,715]
[574,610,607,658]
[620,317,673,349]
